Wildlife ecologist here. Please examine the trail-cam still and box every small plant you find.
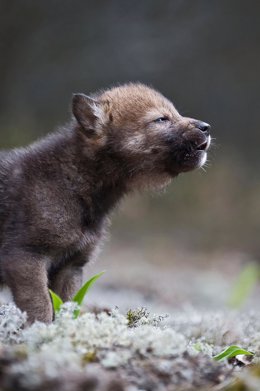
[127,308,150,327]
[228,263,260,309]
[49,271,104,318]
[126,308,168,328]
[213,345,254,361]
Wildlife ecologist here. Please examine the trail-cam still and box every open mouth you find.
[196,136,211,152]
[167,135,211,175]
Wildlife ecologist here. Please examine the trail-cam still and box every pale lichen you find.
[0,304,26,344]
[0,302,259,390]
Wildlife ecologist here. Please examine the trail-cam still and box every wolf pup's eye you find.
[154,116,169,123]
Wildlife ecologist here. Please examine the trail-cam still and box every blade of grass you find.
[72,271,105,318]
[228,263,260,309]
[213,345,253,361]
[73,271,105,306]
[49,289,63,313]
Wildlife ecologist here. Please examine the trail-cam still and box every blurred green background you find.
[1,0,259,261]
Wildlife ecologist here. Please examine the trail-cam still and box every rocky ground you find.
[0,246,259,391]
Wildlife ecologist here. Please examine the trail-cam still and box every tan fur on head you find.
[99,83,180,126]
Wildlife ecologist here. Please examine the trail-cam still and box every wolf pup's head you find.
[72,83,211,188]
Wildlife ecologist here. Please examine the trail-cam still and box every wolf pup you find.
[0,83,211,323]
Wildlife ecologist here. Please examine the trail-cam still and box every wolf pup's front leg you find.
[2,251,53,324]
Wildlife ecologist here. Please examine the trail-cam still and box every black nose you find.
[197,121,211,134]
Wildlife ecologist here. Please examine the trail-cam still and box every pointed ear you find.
[72,93,100,134]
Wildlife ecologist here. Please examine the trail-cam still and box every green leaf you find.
[72,271,105,318]
[193,342,202,352]
[213,345,254,361]
[228,263,260,309]
[72,271,105,306]
[49,289,63,313]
